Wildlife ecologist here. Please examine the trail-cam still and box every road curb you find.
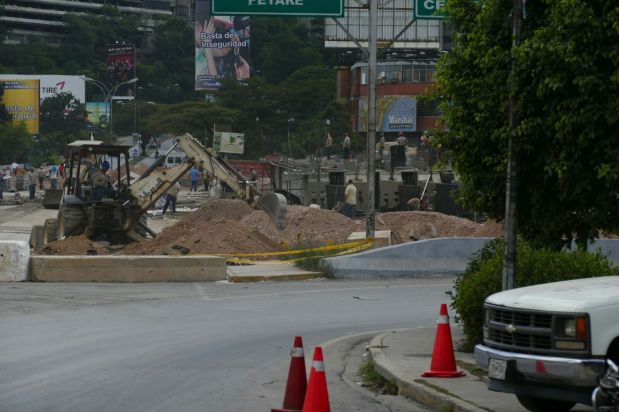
[369,331,488,412]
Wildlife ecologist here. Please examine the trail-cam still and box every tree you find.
[143,101,238,138]
[0,123,33,164]
[433,0,619,248]
[251,18,325,84]
[38,92,87,161]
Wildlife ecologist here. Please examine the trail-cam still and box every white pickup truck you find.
[475,276,619,412]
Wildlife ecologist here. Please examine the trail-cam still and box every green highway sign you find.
[415,0,447,20]
[212,0,344,17]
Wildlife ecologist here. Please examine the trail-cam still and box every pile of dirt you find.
[376,211,502,242]
[38,199,503,256]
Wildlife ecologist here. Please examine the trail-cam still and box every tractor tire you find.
[57,205,87,239]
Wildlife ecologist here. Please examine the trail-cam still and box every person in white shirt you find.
[343,179,357,219]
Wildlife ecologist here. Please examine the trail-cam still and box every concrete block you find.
[0,241,30,281]
[347,230,393,248]
[30,255,227,282]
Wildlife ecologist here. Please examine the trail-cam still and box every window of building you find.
[402,66,413,83]
[361,67,368,85]
[417,100,440,116]
[385,65,401,83]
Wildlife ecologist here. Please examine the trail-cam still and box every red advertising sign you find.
[105,44,136,100]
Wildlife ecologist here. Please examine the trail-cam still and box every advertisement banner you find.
[213,132,245,154]
[358,96,417,133]
[1,79,40,135]
[85,102,110,130]
[195,0,251,90]
[105,44,136,100]
[0,75,85,103]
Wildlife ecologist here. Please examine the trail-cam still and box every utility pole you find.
[502,0,522,291]
[366,0,377,239]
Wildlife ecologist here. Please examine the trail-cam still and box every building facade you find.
[1,0,191,46]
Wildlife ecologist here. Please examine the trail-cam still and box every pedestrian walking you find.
[379,133,386,165]
[343,179,357,219]
[27,168,37,200]
[325,132,333,159]
[10,161,18,176]
[342,133,351,160]
[190,166,199,192]
[48,166,59,189]
[37,166,46,190]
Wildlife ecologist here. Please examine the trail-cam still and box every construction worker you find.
[162,182,180,216]
[90,160,112,200]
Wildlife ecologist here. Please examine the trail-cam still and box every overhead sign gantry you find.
[211,0,344,17]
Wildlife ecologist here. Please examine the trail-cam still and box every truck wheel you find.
[516,395,575,412]
[57,205,86,239]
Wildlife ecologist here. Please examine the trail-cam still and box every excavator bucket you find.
[256,192,288,231]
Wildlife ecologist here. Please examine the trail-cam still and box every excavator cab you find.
[55,141,146,241]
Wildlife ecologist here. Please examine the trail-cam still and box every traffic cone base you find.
[421,303,466,378]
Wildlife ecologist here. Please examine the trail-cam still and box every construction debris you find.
[37,199,503,256]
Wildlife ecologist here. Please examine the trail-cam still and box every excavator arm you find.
[122,133,287,231]
[177,133,288,230]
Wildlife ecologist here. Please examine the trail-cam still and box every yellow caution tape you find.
[215,238,373,258]
[221,238,375,264]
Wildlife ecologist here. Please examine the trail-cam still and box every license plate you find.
[488,358,507,380]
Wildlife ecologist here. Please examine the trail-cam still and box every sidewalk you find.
[369,327,594,412]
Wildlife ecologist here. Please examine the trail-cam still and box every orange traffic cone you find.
[272,336,307,412]
[302,346,331,412]
[421,303,466,378]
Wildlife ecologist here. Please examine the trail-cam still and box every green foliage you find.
[434,0,619,248]
[35,92,87,164]
[0,123,33,164]
[251,18,325,84]
[449,239,618,350]
[0,14,340,160]
[142,101,238,138]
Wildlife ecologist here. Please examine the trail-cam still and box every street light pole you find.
[83,76,138,140]
[366,0,378,239]
[287,117,294,158]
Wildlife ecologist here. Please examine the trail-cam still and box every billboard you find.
[195,0,251,90]
[358,96,417,133]
[105,44,136,100]
[1,79,40,135]
[85,102,110,130]
[0,75,85,103]
[213,132,245,154]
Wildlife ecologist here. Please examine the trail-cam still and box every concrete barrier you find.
[323,238,619,278]
[322,237,494,278]
[30,255,227,282]
[0,241,30,281]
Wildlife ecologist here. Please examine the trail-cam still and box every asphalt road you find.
[0,278,451,411]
